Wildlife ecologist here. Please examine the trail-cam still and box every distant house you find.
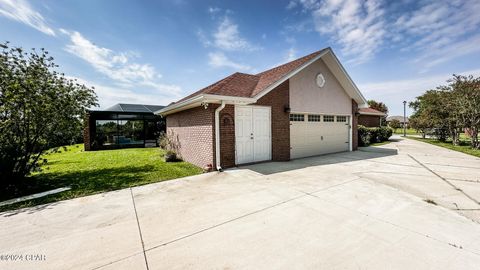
[84,103,165,151]
[386,115,409,127]
[358,108,386,127]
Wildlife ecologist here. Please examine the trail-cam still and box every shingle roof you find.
[386,116,409,123]
[359,107,386,116]
[103,103,165,113]
[175,48,328,103]
[251,49,326,97]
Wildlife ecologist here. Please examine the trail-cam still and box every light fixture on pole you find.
[403,101,407,137]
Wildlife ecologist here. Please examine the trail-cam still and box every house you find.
[84,103,165,151]
[386,115,409,128]
[358,108,386,127]
[156,48,368,170]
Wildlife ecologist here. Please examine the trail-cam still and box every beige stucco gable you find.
[289,58,352,115]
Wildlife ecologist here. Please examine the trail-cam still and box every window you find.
[336,116,347,122]
[323,115,334,122]
[289,114,304,121]
[308,114,321,122]
[316,73,326,87]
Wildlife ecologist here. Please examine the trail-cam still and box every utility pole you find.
[403,100,407,137]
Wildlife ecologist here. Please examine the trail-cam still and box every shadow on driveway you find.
[239,147,398,175]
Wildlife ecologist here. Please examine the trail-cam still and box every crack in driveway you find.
[408,154,480,206]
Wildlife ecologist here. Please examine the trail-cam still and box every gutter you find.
[214,101,226,171]
[155,94,255,116]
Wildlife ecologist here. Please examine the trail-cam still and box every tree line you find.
[409,74,480,149]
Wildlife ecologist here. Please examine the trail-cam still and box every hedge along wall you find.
[358,125,393,146]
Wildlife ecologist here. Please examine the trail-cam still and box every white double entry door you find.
[235,105,272,164]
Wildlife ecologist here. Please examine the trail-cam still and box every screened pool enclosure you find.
[84,104,165,151]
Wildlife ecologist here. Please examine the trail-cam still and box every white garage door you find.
[290,114,350,159]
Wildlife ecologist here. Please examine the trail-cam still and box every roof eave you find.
[155,94,256,116]
[359,112,386,116]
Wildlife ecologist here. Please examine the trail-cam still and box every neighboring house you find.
[386,115,409,127]
[84,103,165,151]
[156,48,368,170]
[358,108,386,127]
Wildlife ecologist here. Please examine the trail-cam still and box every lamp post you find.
[403,100,407,137]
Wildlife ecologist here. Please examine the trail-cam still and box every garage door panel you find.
[290,116,349,159]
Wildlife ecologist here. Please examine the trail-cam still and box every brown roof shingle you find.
[174,48,328,103]
[359,107,386,115]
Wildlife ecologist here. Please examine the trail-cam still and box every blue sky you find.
[1,0,480,115]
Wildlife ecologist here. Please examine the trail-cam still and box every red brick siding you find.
[358,115,381,127]
[352,99,359,151]
[166,106,215,168]
[83,112,92,151]
[255,80,290,161]
[219,105,236,168]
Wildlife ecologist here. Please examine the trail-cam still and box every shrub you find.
[358,125,392,146]
[158,131,182,161]
[379,126,393,141]
[358,125,372,146]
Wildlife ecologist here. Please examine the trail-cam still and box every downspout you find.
[215,101,226,171]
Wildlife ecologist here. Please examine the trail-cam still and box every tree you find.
[409,114,432,138]
[448,75,480,148]
[389,119,401,132]
[409,74,480,147]
[367,100,388,125]
[409,90,452,142]
[367,100,389,115]
[0,42,98,184]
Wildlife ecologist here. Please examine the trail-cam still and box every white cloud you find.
[60,29,181,95]
[208,6,221,14]
[68,76,179,109]
[208,51,251,71]
[290,0,386,65]
[315,0,385,65]
[359,68,480,115]
[213,17,259,51]
[0,0,55,35]
[392,0,480,71]
[199,15,259,52]
[286,1,298,10]
[286,47,297,61]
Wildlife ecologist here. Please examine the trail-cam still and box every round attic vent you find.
[316,73,326,88]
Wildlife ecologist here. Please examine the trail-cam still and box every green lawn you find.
[407,137,480,158]
[0,145,202,212]
[369,140,392,146]
[393,128,419,135]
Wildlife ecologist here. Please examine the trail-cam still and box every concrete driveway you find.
[1,137,480,269]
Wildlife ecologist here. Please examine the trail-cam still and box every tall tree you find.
[367,100,388,114]
[367,100,389,125]
[0,42,98,183]
[448,74,480,148]
[409,90,452,142]
[409,74,480,147]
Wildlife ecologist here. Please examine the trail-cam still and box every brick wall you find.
[219,105,236,168]
[352,99,359,151]
[216,80,291,168]
[166,106,215,169]
[83,112,93,151]
[358,115,381,127]
[256,80,290,161]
